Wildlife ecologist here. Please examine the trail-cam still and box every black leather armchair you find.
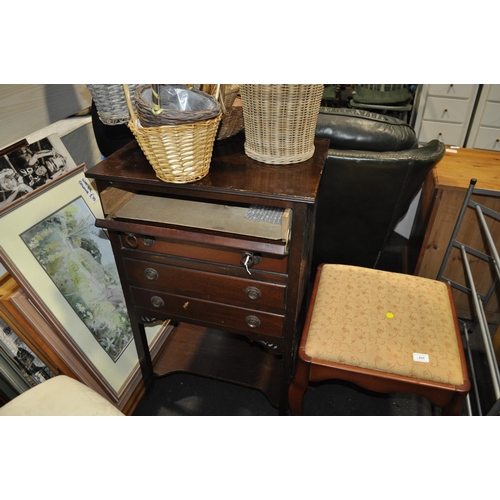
[312,107,445,271]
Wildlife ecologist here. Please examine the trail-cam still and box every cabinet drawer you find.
[123,257,287,311]
[419,121,464,146]
[487,85,500,101]
[427,84,477,99]
[423,97,471,123]
[130,286,285,337]
[479,101,500,128]
[116,232,288,274]
[472,127,500,151]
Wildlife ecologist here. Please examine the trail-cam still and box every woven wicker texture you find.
[135,85,220,127]
[87,84,140,125]
[217,102,244,140]
[217,86,244,140]
[201,84,244,140]
[123,84,221,184]
[240,84,324,164]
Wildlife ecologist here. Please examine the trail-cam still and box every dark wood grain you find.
[86,133,328,413]
[86,133,328,206]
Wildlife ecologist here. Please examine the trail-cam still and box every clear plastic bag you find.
[144,85,218,112]
[136,84,221,126]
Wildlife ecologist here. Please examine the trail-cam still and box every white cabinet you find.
[413,84,479,147]
[466,84,500,151]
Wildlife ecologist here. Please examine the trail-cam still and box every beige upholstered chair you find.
[0,375,124,416]
[289,264,470,416]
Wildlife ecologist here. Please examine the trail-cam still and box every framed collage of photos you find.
[0,134,78,213]
[0,139,170,412]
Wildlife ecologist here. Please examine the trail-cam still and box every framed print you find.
[0,273,70,376]
[0,134,78,213]
[0,166,170,411]
[0,339,32,399]
[0,314,55,387]
[20,195,133,363]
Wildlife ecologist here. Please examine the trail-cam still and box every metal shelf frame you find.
[436,178,500,416]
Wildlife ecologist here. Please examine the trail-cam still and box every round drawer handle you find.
[125,234,138,249]
[444,108,448,112]
[246,315,261,328]
[245,286,262,300]
[150,296,164,308]
[142,237,155,247]
[144,268,159,280]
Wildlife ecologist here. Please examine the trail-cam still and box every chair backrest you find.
[312,139,445,271]
[316,107,418,151]
[352,84,413,105]
[436,179,500,415]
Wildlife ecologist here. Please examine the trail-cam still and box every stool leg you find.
[288,357,311,416]
[442,392,467,416]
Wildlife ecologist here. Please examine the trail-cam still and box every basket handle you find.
[151,84,162,116]
[122,84,137,123]
[215,84,227,115]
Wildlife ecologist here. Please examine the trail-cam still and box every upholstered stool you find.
[289,264,470,415]
[0,375,125,416]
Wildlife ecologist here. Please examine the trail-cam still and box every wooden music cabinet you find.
[85,134,329,414]
[409,147,500,322]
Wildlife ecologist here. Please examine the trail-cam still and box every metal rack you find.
[436,178,500,416]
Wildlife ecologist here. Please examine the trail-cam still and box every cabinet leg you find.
[278,355,294,415]
[132,320,155,393]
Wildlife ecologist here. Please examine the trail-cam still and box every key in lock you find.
[240,252,262,275]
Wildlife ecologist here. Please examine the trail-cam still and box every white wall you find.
[0,85,91,149]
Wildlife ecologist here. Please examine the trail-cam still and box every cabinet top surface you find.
[86,133,329,204]
[433,147,500,191]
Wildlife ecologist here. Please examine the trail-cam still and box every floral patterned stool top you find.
[304,264,465,386]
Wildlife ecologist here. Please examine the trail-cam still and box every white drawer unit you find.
[413,84,480,147]
[427,84,477,99]
[466,84,500,151]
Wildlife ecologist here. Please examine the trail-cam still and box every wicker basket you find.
[199,84,244,140]
[217,85,244,140]
[239,84,324,164]
[135,84,220,127]
[123,84,221,184]
[216,101,244,140]
[87,84,140,125]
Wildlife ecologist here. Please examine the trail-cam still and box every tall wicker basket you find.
[123,84,221,184]
[240,84,324,164]
[87,84,140,125]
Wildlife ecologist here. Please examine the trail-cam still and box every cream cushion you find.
[305,265,464,386]
[0,375,125,416]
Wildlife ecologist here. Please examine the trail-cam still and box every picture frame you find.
[0,312,55,388]
[0,340,31,400]
[0,272,75,377]
[0,166,170,412]
[0,315,38,396]
[0,134,78,214]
